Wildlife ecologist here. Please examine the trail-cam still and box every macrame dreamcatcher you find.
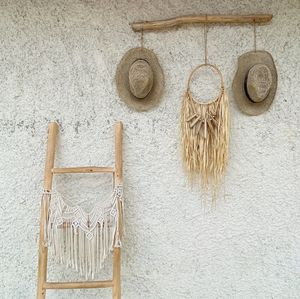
[181,22,230,196]
[42,184,124,279]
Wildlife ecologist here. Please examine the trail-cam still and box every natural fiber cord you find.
[181,64,229,198]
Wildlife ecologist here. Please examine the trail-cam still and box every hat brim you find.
[116,47,164,111]
[232,51,277,116]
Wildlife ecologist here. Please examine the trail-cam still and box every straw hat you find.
[116,47,164,111]
[232,51,277,115]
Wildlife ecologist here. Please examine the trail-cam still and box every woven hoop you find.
[187,63,224,105]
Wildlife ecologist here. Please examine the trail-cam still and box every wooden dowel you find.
[52,166,114,174]
[37,122,58,299]
[131,14,273,32]
[44,280,113,289]
[113,121,123,299]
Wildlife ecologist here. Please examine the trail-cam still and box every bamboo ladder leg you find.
[37,122,58,299]
[112,121,123,299]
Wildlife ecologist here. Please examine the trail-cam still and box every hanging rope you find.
[140,28,144,48]
[204,14,208,64]
[253,20,257,52]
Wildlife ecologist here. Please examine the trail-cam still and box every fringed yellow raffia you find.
[181,64,229,198]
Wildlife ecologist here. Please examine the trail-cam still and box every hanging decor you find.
[181,22,229,196]
[37,122,124,299]
[232,23,277,115]
[116,30,164,111]
[43,185,124,279]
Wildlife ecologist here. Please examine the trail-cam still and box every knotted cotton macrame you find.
[42,185,124,279]
[181,64,229,197]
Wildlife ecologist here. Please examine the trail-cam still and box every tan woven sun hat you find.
[116,47,164,111]
[232,50,277,115]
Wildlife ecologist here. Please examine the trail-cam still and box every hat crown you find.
[129,59,154,99]
[246,64,272,103]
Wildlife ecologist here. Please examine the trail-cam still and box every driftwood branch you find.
[131,14,273,32]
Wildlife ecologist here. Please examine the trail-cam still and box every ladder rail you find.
[37,122,58,299]
[113,122,123,299]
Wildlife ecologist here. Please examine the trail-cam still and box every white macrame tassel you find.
[44,185,123,279]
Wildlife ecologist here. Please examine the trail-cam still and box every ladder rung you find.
[44,280,113,289]
[52,167,114,174]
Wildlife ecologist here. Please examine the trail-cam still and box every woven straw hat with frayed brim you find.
[116,47,164,111]
[232,50,277,116]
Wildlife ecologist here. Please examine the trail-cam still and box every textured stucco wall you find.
[0,1,299,298]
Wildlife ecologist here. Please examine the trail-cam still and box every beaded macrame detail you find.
[42,185,123,279]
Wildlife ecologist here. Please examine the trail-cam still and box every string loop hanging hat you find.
[181,19,230,197]
[232,20,277,115]
[116,29,164,111]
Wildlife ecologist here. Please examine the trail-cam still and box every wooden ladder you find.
[37,121,123,299]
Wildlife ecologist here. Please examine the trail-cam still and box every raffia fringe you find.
[181,88,229,197]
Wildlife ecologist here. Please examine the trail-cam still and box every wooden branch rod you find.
[52,166,114,174]
[131,14,273,32]
[44,280,113,289]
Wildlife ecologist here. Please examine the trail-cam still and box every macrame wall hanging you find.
[181,22,230,197]
[43,184,123,279]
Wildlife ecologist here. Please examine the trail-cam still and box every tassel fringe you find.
[42,185,123,279]
[181,86,229,197]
